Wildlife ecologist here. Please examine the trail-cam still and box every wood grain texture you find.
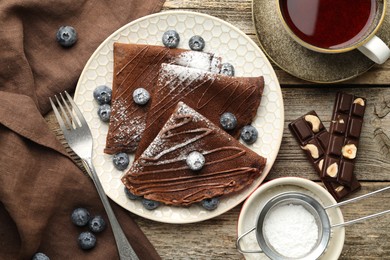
[44,1,390,259]
[162,0,390,85]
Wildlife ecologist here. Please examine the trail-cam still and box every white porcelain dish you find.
[74,11,284,224]
[237,177,345,259]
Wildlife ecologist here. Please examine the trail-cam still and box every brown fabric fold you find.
[0,0,165,259]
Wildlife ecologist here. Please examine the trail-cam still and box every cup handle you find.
[358,35,390,64]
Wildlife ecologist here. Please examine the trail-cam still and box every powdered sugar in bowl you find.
[236,177,345,260]
[237,192,331,259]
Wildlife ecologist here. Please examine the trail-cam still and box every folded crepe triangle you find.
[122,102,267,206]
[134,63,264,159]
[104,43,221,154]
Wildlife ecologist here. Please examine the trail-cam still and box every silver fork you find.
[50,91,139,260]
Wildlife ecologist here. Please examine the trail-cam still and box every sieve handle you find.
[236,226,264,254]
[324,186,390,210]
[331,209,390,228]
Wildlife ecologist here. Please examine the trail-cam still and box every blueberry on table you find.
[78,231,97,250]
[32,252,50,260]
[56,26,77,47]
[186,151,205,171]
[93,85,112,105]
[201,197,219,211]
[88,215,106,233]
[220,63,235,76]
[188,35,205,51]
[124,187,140,200]
[142,198,160,210]
[97,104,111,122]
[162,30,180,48]
[220,112,237,130]
[133,87,150,105]
[240,125,258,144]
[71,208,90,227]
[113,152,129,171]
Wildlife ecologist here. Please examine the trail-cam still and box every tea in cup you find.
[277,0,390,64]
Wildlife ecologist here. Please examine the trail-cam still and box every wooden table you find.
[46,0,390,259]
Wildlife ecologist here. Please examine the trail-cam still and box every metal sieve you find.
[237,186,390,260]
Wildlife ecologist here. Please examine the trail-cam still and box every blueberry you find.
[93,85,112,105]
[220,63,235,76]
[124,187,140,200]
[133,88,150,105]
[186,151,205,171]
[220,112,237,130]
[71,208,90,227]
[97,104,111,122]
[142,198,160,210]
[162,30,180,48]
[32,252,50,260]
[201,197,219,211]
[240,125,258,144]
[188,35,205,51]
[88,215,106,233]
[78,231,96,250]
[56,26,77,47]
[113,152,129,171]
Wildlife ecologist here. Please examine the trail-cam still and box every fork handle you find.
[82,158,140,260]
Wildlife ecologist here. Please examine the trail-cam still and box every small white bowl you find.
[237,177,345,260]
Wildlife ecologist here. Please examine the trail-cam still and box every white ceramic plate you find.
[74,11,284,224]
[237,177,345,260]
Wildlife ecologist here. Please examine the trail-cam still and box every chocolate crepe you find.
[105,43,221,154]
[134,63,264,159]
[122,102,267,206]
[0,0,164,259]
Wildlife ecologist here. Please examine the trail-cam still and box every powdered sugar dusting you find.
[158,63,216,92]
[142,102,207,159]
[176,51,214,71]
[110,98,145,145]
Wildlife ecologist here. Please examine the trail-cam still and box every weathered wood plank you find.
[45,86,390,181]
[134,182,390,259]
[275,87,390,182]
[43,2,390,259]
[162,0,390,85]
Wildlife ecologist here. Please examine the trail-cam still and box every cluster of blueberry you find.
[71,208,106,250]
[31,208,106,259]
[220,112,258,145]
[91,30,259,212]
[162,30,258,145]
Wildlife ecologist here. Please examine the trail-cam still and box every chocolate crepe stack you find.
[122,102,267,206]
[104,43,221,154]
[134,63,264,159]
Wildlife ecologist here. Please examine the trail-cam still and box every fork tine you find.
[60,92,82,128]
[64,91,88,127]
[55,94,73,129]
[49,97,68,132]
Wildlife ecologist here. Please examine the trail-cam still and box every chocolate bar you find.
[288,111,329,174]
[323,176,361,201]
[321,92,366,187]
[289,109,361,201]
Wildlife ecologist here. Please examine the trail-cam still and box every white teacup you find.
[276,0,390,64]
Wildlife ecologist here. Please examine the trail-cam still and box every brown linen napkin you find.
[0,0,165,259]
